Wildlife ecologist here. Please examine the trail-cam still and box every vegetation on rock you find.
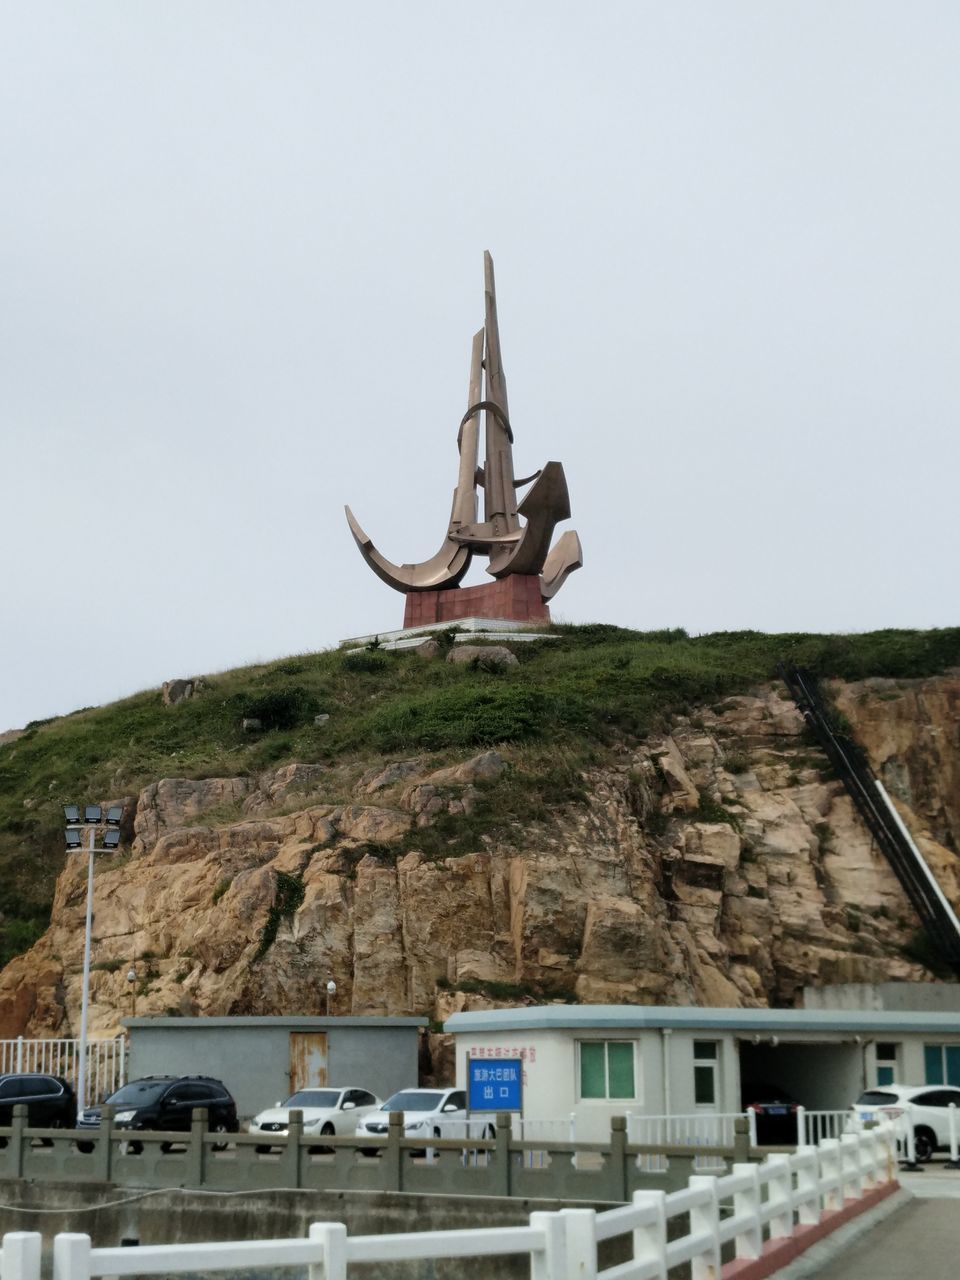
[0,623,958,968]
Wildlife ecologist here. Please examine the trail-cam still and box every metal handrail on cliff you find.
[778,663,960,973]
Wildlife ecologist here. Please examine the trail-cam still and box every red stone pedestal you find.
[403,575,550,629]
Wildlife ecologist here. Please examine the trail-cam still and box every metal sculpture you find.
[345,252,582,604]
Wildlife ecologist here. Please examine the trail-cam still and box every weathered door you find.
[289,1033,328,1093]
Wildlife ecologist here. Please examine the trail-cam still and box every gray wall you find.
[126,1018,423,1119]
[0,1183,598,1280]
[804,983,960,1013]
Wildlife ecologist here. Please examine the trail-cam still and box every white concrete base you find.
[340,617,556,653]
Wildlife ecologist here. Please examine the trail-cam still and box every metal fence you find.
[0,1037,127,1103]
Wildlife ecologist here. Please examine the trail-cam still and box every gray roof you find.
[125,1016,426,1029]
[445,1004,960,1035]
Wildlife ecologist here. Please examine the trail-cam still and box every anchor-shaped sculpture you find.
[345,252,582,604]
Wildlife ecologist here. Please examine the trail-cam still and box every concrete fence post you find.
[279,1109,303,1189]
[92,1105,114,1183]
[818,1139,842,1213]
[308,1222,347,1280]
[794,1148,821,1226]
[10,1106,27,1180]
[385,1112,403,1192]
[631,1189,667,1280]
[764,1153,793,1238]
[839,1133,862,1200]
[688,1175,721,1280]
[52,1233,91,1280]
[946,1103,960,1169]
[529,1210,566,1280]
[611,1116,628,1201]
[493,1112,512,1197]
[187,1108,207,1186]
[733,1116,750,1165]
[557,1208,595,1280]
[731,1162,762,1260]
[0,1232,43,1280]
[858,1129,877,1191]
[746,1108,758,1151]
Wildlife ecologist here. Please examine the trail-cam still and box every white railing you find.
[0,1037,126,1102]
[2,1121,899,1280]
[628,1110,740,1172]
[798,1107,853,1146]
[627,1111,741,1147]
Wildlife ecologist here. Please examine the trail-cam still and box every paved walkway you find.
[811,1197,960,1279]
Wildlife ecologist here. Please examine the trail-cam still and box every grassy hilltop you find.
[1,623,958,969]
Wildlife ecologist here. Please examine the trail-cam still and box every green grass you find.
[0,623,957,965]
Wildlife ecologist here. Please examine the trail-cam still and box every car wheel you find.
[255,1144,273,1155]
[120,1139,143,1155]
[211,1123,231,1152]
[914,1128,936,1162]
[310,1122,336,1155]
[75,1140,94,1154]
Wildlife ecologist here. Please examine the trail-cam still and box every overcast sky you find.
[2,2,958,731]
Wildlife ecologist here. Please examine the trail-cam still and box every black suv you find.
[78,1076,238,1149]
[0,1073,78,1129]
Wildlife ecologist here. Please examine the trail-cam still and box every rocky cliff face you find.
[1,674,957,1074]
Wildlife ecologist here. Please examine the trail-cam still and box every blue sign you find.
[468,1057,523,1112]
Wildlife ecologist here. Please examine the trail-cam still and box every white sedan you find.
[355,1087,472,1149]
[248,1086,381,1149]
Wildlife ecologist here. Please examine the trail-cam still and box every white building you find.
[446,1004,960,1141]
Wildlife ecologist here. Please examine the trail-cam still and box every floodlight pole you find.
[76,827,96,1112]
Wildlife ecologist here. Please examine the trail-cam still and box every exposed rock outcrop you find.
[0,675,958,1059]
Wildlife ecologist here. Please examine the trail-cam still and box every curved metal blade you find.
[540,529,583,600]
[486,461,571,578]
[345,506,472,593]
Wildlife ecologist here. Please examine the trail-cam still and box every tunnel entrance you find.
[738,1039,864,1112]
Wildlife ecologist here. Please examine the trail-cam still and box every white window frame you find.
[875,1041,898,1087]
[576,1039,640,1103]
[693,1040,719,1110]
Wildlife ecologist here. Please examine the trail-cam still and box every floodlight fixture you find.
[102,829,121,850]
[84,804,103,824]
[64,804,80,825]
[65,829,83,850]
[105,805,124,827]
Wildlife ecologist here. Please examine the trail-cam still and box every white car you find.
[248,1086,381,1150]
[852,1083,960,1161]
[355,1087,469,1148]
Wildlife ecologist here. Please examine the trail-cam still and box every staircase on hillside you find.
[779,663,960,974]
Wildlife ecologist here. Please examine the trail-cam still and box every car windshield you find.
[856,1091,900,1106]
[283,1090,340,1109]
[106,1081,169,1107]
[381,1091,444,1111]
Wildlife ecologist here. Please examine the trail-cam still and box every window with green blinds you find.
[579,1042,606,1098]
[925,1043,960,1086]
[607,1042,635,1098]
[578,1041,636,1100]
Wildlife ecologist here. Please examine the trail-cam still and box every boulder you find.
[447,645,519,669]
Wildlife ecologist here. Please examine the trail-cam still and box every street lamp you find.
[126,965,137,1018]
[64,802,123,1109]
[325,979,337,1016]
